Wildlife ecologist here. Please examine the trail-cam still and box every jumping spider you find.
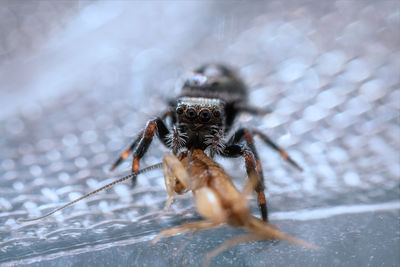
[110,63,302,222]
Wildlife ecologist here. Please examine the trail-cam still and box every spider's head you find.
[175,97,225,126]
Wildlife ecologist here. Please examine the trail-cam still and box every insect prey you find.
[20,149,316,265]
[154,149,316,265]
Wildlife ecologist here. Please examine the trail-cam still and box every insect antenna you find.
[18,163,163,222]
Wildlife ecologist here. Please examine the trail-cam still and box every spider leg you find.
[252,129,303,171]
[225,127,303,221]
[233,100,301,170]
[221,143,268,222]
[235,103,272,116]
[132,117,170,173]
[110,110,174,172]
[109,130,143,171]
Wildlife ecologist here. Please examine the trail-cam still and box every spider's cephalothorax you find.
[173,97,225,156]
[111,63,302,222]
[170,64,247,154]
[179,64,247,129]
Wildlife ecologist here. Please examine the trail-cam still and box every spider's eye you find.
[199,109,212,122]
[185,108,197,120]
[176,107,184,115]
[213,110,221,118]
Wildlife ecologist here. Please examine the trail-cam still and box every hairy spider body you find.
[111,63,302,221]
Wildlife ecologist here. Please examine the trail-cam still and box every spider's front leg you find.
[221,143,268,221]
[226,129,269,221]
[230,128,303,171]
[110,110,174,172]
[131,117,172,173]
[225,128,303,221]
[110,129,144,172]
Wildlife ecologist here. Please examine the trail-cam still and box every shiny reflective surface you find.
[0,1,399,266]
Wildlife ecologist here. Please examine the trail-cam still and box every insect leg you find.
[152,220,221,244]
[159,154,190,217]
[205,233,264,267]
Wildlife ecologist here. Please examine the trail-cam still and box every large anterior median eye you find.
[199,109,212,122]
[176,107,184,115]
[185,108,197,120]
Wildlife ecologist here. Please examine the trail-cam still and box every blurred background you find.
[0,1,399,266]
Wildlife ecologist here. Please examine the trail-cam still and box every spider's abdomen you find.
[180,64,247,105]
[179,64,248,128]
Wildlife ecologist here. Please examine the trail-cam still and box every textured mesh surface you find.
[0,1,399,266]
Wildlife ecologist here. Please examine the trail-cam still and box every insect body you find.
[20,150,316,265]
[111,64,302,221]
[155,149,316,265]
